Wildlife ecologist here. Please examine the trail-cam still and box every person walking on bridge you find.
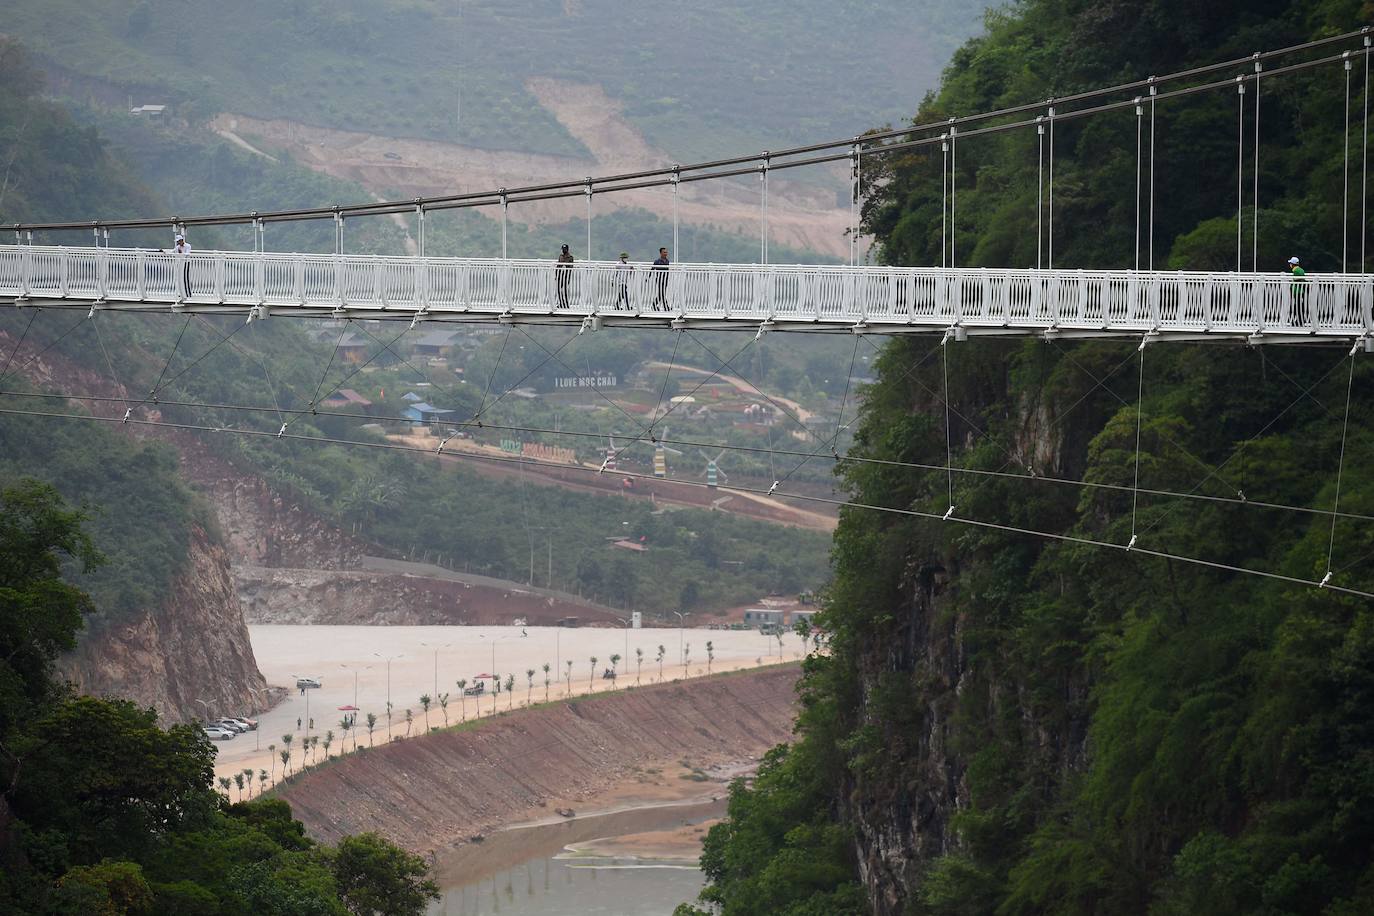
[652,246,670,311]
[174,233,192,299]
[556,244,575,308]
[614,252,633,309]
[1287,256,1308,325]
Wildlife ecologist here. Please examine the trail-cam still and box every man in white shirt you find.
[174,234,192,299]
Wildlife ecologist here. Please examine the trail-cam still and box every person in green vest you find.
[1287,256,1308,325]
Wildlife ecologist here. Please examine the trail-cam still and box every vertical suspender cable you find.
[942,335,954,514]
[1149,81,1157,270]
[500,190,508,260]
[585,179,593,260]
[1344,54,1352,273]
[1048,104,1056,269]
[1037,119,1045,269]
[1130,337,1146,549]
[671,167,680,260]
[416,205,425,258]
[1364,34,1371,272]
[1237,77,1246,273]
[941,136,948,269]
[760,152,770,265]
[1324,351,1357,586]
[950,123,957,268]
[851,142,861,266]
[1253,56,1262,270]
[1135,100,1143,271]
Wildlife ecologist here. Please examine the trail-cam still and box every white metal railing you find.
[1,245,1371,339]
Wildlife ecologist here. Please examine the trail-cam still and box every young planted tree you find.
[657,645,666,681]
[504,674,515,709]
[542,663,551,701]
[589,656,598,692]
[281,733,294,766]
[337,718,351,753]
[793,618,812,656]
[279,748,291,778]
[438,693,450,727]
[706,641,714,674]
[636,647,644,684]
[242,768,255,799]
[456,679,468,721]
[233,772,245,801]
[420,694,432,731]
[564,660,573,695]
[776,631,785,659]
[404,708,413,737]
[258,769,268,795]
[323,729,334,760]
[366,712,378,747]
[609,653,620,684]
[268,743,277,783]
[684,643,691,673]
[491,675,500,716]
[218,776,233,798]
[386,700,393,736]
[310,735,320,764]
[526,669,535,706]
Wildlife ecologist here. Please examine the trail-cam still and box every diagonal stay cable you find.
[0,307,39,381]
[1134,346,1355,541]
[772,335,863,489]
[688,330,824,447]
[4,402,1370,600]
[0,310,90,387]
[1050,339,1245,498]
[650,331,684,427]
[304,321,351,411]
[11,384,1373,525]
[147,315,192,401]
[1323,351,1358,584]
[475,325,513,422]
[593,333,762,468]
[90,310,132,421]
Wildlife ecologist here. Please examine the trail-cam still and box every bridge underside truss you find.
[3,246,1372,345]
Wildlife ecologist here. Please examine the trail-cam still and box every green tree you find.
[657,645,666,681]
[542,663,551,701]
[419,694,431,732]
[438,692,449,727]
[0,479,103,744]
[589,656,598,692]
[609,654,620,683]
[332,832,439,916]
[504,674,515,709]
[366,712,378,747]
[454,681,467,721]
[705,641,714,674]
[525,669,535,706]
[636,647,644,684]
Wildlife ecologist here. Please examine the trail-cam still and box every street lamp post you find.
[672,611,685,668]
[374,653,402,735]
[420,642,451,698]
[194,698,213,724]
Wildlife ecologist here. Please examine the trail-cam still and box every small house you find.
[334,332,371,364]
[413,329,463,357]
[320,389,373,410]
[402,402,455,426]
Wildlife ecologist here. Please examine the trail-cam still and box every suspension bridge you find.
[2,28,1372,599]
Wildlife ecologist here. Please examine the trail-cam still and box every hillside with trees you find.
[5,0,990,160]
[682,1,1374,914]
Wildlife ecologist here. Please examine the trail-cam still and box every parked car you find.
[296,677,322,689]
[203,727,235,741]
[213,719,247,733]
[222,717,257,731]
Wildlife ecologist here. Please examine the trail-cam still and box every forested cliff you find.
[686,2,1374,914]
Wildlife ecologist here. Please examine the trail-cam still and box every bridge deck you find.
[2,245,1371,344]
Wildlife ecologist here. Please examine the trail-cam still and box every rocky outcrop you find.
[59,526,272,724]
[277,664,801,854]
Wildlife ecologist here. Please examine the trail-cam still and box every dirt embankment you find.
[276,664,801,855]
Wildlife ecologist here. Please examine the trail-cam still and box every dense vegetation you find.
[685,1,1374,914]
[4,0,987,159]
[0,480,439,915]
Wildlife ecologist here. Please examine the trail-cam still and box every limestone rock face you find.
[59,526,270,724]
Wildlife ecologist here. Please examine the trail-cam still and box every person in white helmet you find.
[1287,256,1307,325]
[175,233,192,299]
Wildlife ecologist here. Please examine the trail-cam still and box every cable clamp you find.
[850,320,869,335]
[436,437,450,454]
[1138,331,1157,351]
[767,480,779,496]
[409,308,428,330]
[943,505,956,520]
[121,408,132,424]
[1126,534,1137,550]
[1319,571,1332,588]
[598,457,610,474]
[670,316,688,330]
[277,423,288,438]
[1237,490,1246,502]
[754,320,774,341]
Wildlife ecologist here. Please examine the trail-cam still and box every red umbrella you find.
[472,673,493,680]
[337,705,360,712]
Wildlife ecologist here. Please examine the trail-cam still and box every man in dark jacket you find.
[556,244,574,308]
[652,247,670,310]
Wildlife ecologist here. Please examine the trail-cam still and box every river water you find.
[427,798,723,915]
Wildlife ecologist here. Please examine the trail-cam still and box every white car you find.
[212,719,248,733]
[221,717,256,731]
[203,726,236,741]
[296,677,322,689]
